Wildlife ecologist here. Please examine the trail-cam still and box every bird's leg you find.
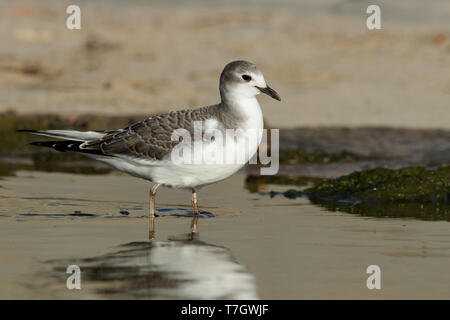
[149,183,160,240]
[190,189,199,234]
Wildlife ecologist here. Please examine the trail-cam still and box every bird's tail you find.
[17,129,107,155]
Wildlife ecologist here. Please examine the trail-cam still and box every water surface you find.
[0,170,449,299]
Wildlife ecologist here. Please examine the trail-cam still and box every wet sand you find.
[0,170,449,299]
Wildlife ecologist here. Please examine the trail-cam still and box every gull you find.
[18,60,281,239]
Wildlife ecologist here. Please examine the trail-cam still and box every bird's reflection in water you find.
[51,237,258,299]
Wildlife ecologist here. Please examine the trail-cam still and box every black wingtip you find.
[29,141,44,146]
[29,140,70,152]
[16,129,35,133]
[28,140,106,155]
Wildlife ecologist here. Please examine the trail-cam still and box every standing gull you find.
[18,60,281,239]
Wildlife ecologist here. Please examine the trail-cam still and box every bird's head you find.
[219,60,281,103]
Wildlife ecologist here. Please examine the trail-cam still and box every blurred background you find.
[1,0,449,128]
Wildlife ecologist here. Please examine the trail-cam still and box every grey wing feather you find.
[82,107,215,160]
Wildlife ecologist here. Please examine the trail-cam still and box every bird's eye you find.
[242,74,252,81]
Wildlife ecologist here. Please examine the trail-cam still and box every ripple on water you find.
[16,208,217,220]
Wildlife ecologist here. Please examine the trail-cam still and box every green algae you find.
[305,166,450,203]
[304,166,450,221]
[0,114,51,152]
[310,200,450,221]
[260,166,450,221]
[0,163,16,179]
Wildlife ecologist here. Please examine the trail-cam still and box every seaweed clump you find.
[305,166,449,204]
[311,201,450,221]
[303,166,450,221]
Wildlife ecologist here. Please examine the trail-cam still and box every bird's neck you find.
[220,94,263,130]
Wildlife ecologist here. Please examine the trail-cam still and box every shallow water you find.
[49,240,258,299]
[0,170,449,299]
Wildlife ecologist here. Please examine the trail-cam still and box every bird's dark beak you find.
[256,85,281,101]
